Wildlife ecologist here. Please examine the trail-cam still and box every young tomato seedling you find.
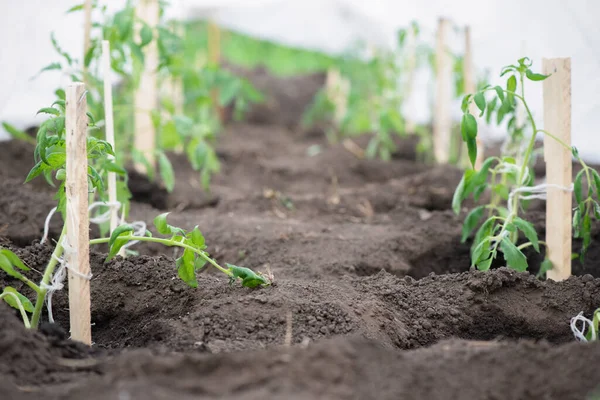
[0,101,269,329]
[0,101,118,329]
[454,57,600,274]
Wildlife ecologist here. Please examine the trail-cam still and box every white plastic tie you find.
[39,200,146,323]
[507,182,573,216]
[40,237,92,323]
[88,201,121,225]
[41,207,58,245]
[571,311,596,342]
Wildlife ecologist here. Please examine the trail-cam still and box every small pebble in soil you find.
[582,274,594,282]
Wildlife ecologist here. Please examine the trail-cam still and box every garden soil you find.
[1,68,600,399]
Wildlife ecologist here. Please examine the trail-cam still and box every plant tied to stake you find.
[453,57,600,274]
[0,100,270,329]
[0,100,118,329]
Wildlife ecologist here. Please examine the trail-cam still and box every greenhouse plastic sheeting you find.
[1,0,599,160]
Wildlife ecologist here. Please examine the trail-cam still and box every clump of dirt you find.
[0,304,95,388]
[60,336,600,400]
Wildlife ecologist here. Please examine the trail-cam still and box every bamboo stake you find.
[543,58,572,281]
[134,0,159,173]
[433,18,452,164]
[66,82,92,345]
[461,26,484,169]
[102,41,119,237]
[82,0,92,82]
[207,21,223,121]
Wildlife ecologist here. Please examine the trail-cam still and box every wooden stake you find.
[433,18,452,164]
[102,41,119,236]
[543,58,572,281]
[461,26,484,169]
[82,0,92,81]
[134,0,159,173]
[207,21,223,121]
[66,82,92,345]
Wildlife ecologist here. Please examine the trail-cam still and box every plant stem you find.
[30,225,67,329]
[481,85,538,251]
[517,240,548,251]
[90,236,233,277]
[0,293,31,328]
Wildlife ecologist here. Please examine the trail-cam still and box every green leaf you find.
[54,168,66,181]
[0,253,24,280]
[466,137,478,167]
[493,184,510,201]
[2,122,33,143]
[51,100,66,110]
[139,23,153,47]
[573,208,582,238]
[194,257,208,272]
[176,249,197,288]
[572,146,580,159]
[157,151,175,192]
[504,223,517,233]
[582,214,592,261]
[473,92,486,117]
[191,226,205,248]
[591,170,600,195]
[108,224,134,247]
[513,217,539,252]
[104,162,127,175]
[476,257,493,271]
[36,107,60,116]
[461,206,485,243]
[66,4,84,13]
[525,69,550,81]
[1,287,34,313]
[131,150,154,180]
[460,113,478,141]
[506,75,517,94]
[130,42,145,64]
[452,172,468,214]
[84,43,96,68]
[0,250,29,272]
[461,94,472,113]
[494,86,505,103]
[473,184,487,201]
[365,137,379,159]
[538,258,553,278]
[574,169,585,205]
[472,238,491,266]
[219,80,241,106]
[38,62,62,74]
[500,237,528,272]
[594,201,600,220]
[227,264,268,288]
[106,224,134,261]
[154,213,171,235]
[500,65,516,76]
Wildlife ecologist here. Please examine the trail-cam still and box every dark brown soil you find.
[2,67,600,399]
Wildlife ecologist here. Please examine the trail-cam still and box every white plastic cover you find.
[1,0,599,160]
